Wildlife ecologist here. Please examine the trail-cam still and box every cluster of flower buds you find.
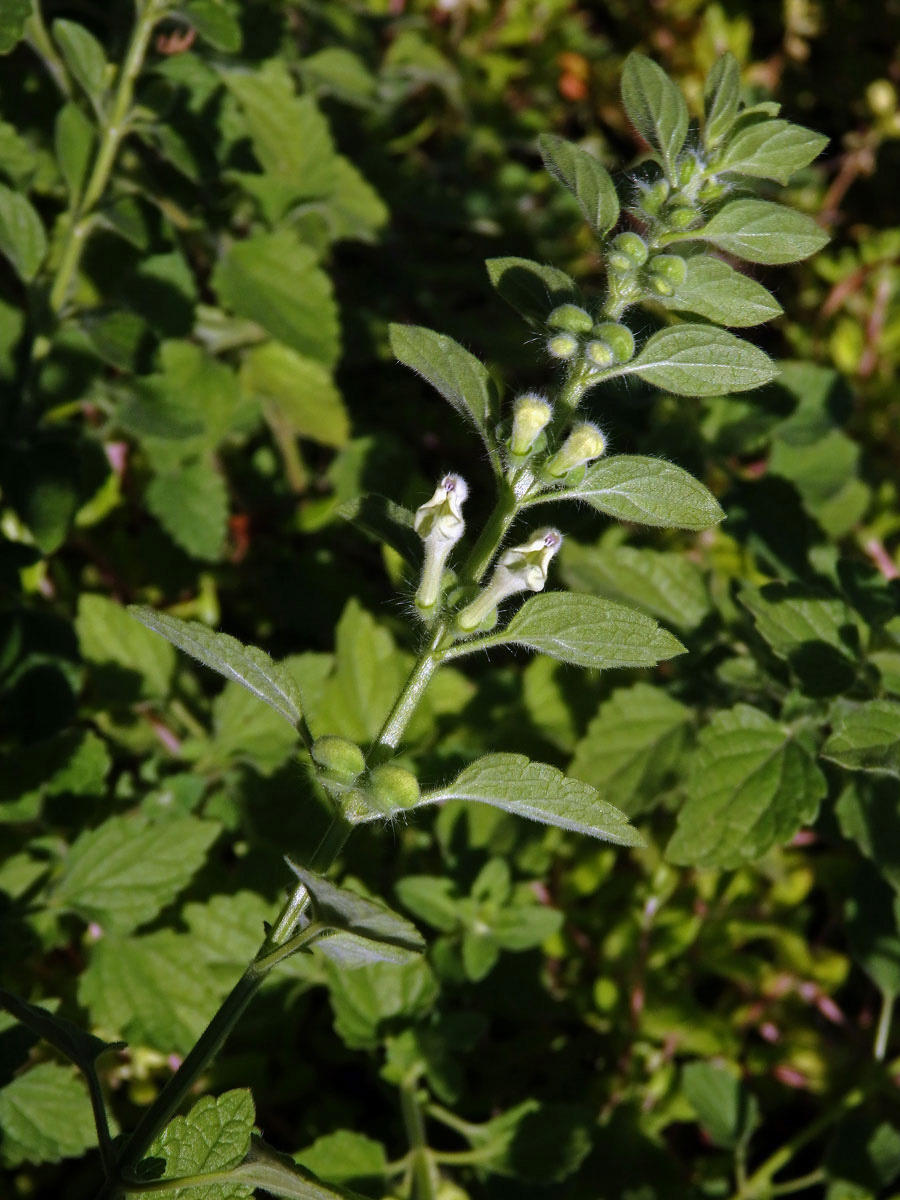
[414,473,468,611]
[310,734,421,818]
[545,303,635,376]
[456,527,562,633]
[635,160,706,232]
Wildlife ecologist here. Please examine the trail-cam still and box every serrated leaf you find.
[623,325,777,396]
[661,254,782,327]
[211,682,299,774]
[570,683,690,816]
[561,537,711,630]
[1,729,110,819]
[699,199,829,265]
[682,1062,759,1149]
[229,1136,360,1199]
[557,454,723,530]
[324,959,438,1050]
[470,591,686,670]
[718,119,828,184]
[241,342,349,448]
[52,19,107,100]
[146,461,228,562]
[181,0,242,51]
[704,53,742,147]
[128,606,305,730]
[295,1130,386,1193]
[54,102,95,200]
[53,814,219,934]
[388,323,495,443]
[667,704,827,868]
[78,594,176,699]
[822,701,900,777]
[136,1090,254,1200]
[538,134,620,235]
[415,753,644,844]
[0,1062,99,1167]
[455,1100,593,1184]
[621,52,689,174]
[0,0,30,54]
[0,184,47,282]
[287,862,425,964]
[212,231,339,367]
[0,989,123,1072]
[485,256,580,325]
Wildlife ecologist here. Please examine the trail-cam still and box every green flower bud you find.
[367,763,421,814]
[638,179,669,216]
[311,736,365,786]
[545,422,606,477]
[648,254,687,286]
[457,528,562,632]
[592,321,635,363]
[585,340,615,370]
[547,332,579,360]
[678,156,699,187]
[648,275,675,297]
[609,232,649,270]
[547,304,593,335]
[698,178,727,203]
[510,393,553,457]
[666,205,699,230]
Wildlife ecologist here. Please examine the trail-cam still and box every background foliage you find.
[1,1,900,1198]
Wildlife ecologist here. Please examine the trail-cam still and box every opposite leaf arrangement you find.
[3,48,848,1200]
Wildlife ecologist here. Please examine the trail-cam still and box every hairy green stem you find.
[401,1080,439,1200]
[25,3,73,98]
[874,989,895,1061]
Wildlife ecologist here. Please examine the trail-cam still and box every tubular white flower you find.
[414,474,468,610]
[457,528,562,632]
[544,423,606,477]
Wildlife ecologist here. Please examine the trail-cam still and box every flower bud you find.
[367,763,421,814]
[311,736,365,786]
[415,474,468,611]
[457,528,562,632]
[585,340,615,370]
[678,156,699,187]
[698,178,727,203]
[648,254,687,286]
[666,205,699,230]
[608,232,649,273]
[547,332,579,360]
[592,321,635,363]
[547,304,593,335]
[510,393,553,457]
[544,423,606,477]
[648,275,675,297]
[638,179,669,216]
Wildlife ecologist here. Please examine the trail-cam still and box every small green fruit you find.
[592,321,635,363]
[368,764,421,814]
[547,303,593,335]
[311,736,365,785]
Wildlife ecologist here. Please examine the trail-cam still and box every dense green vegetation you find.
[1,3,899,1199]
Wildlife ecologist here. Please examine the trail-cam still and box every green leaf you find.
[476,591,686,670]
[538,134,620,235]
[485,256,580,325]
[146,461,229,562]
[699,199,829,265]
[718,119,828,184]
[211,682,299,774]
[846,869,900,998]
[324,958,439,1050]
[667,704,827,868]
[389,323,495,444]
[624,324,778,396]
[740,583,862,696]
[128,606,306,730]
[682,1062,759,1149]
[0,1062,99,1167]
[54,102,95,200]
[0,989,123,1072]
[287,862,425,965]
[662,254,783,327]
[1,729,110,820]
[395,876,459,932]
[704,53,742,147]
[822,701,900,777]
[137,1090,254,1199]
[324,155,388,244]
[235,1135,366,1199]
[570,683,691,816]
[53,814,220,934]
[78,594,176,700]
[295,1131,387,1193]
[241,342,349,448]
[180,0,242,51]
[454,1100,593,1184]
[557,454,724,530]
[835,777,900,890]
[416,753,644,844]
[52,19,107,100]
[561,537,711,630]
[0,184,47,282]
[0,0,30,54]
[212,231,339,367]
[302,46,378,106]
[621,52,689,174]
[337,494,420,566]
